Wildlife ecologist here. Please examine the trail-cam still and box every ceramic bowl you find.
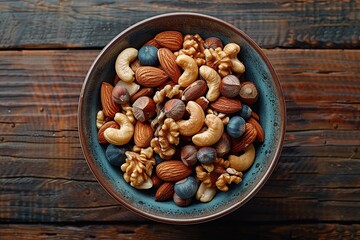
[78,12,286,224]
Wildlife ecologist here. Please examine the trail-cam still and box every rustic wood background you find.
[0,1,359,239]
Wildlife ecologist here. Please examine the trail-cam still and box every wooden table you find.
[1,1,359,239]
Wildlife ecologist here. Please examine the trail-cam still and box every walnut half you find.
[150,118,180,160]
[195,157,243,191]
[120,147,156,189]
[176,34,206,66]
[204,47,232,78]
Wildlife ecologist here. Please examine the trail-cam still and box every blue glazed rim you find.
[78,12,286,224]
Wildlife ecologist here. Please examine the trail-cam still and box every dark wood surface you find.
[1,1,359,239]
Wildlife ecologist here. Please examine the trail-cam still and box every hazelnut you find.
[214,132,231,157]
[174,176,198,199]
[227,116,246,138]
[112,85,130,104]
[197,147,217,164]
[195,96,209,111]
[181,145,198,166]
[220,75,241,98]
[105,144,130,167]
[239,82,258,105]
[154,153,164,165]
[238,104,252,120]
[173,192,192,207]
[164,99,185,120]
[132,96,156,122]
[204,37,223,49]
[138,45,159,66]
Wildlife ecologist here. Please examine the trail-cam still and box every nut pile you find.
[96,31,265,207]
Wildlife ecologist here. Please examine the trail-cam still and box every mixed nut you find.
[96,30,265,207]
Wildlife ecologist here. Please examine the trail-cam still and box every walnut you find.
[153,84,182,104]
[150,118,180,159]
[216,167,243,191]
[121,103,136,124]
[151,110,166,136]
[133,145,154,159]
[160,118,180,145]
[196,157,228,187]
[120,147,156,189]
[150,102,167,135]
[196,158,242,191]
[204,47,232,77]
[176,34,206,66]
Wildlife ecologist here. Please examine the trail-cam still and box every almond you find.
[130,58,142,73]
[101,82,121,118]
[135,66,169,87]
[155,182,174,201]
[247,117,265,142]
[158,48,181,83]
[181,80,207,102]
[130,87,154,103]
[134,121,154,148]
[98,121,120,145]
[144,38,162,48]
[154,31,183,51]
[251,111,260,122]
[151,174,163,189]
[209,96,242,114]
[231,123,257,153]
[156,160,192,182]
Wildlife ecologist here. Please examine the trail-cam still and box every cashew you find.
[196,182,217,203]
[104,113,134,146]
[228,144,256,171]
[176,101,205,136]
[176,55,199,88]
[192,114,224,147]
[199,65,221,102]
[115,47,138,83]
[223,43,245,74]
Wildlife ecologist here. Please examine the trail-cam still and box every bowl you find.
[78,12,286,224]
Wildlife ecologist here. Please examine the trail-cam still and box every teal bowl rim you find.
[78,12,286,224]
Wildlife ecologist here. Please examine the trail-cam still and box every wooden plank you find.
[0,49,359,223]
[0,156,359,222]
[0,223,359,240]
[0,0,359,49]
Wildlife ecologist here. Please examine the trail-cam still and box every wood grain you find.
[0,223,359,240]
[0,0,359,49]
[0,49,359,224]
